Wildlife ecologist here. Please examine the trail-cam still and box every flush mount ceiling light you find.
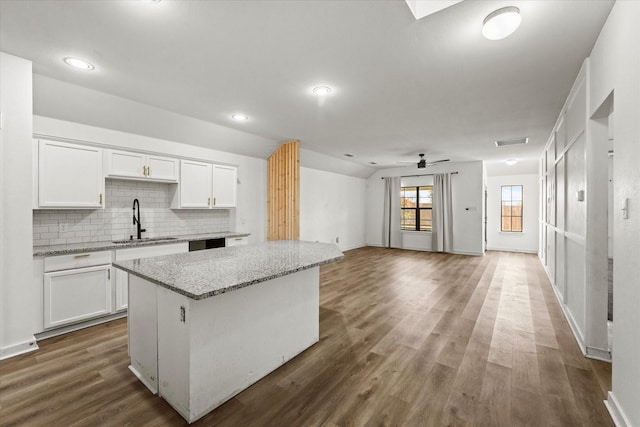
[344,153,354,158]
[505,158,518,166]
[231,113,249,121]
[482,6,521,40]
[312,86,332,96]
[63,57,95,70]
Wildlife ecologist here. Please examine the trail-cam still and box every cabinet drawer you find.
[225,236,248,247]
[44,251,112,272]
[115,243,188,261]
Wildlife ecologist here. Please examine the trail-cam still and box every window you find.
[401,186,432,231]
[501,185,523,232]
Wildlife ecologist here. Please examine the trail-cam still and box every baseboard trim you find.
[35,312,127,341]
[605,391,632,427]
[0,336,39,360]
[550,282,587,356]
[341,243,366,252]
[586,345,611,362]
[486,246,538,254]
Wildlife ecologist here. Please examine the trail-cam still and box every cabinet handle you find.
[74,253,91,258]
[143,166,148,176]
[107,269,111,280]
[208,197,211,206]
[99,193,103,205]
[147,166,151,176]
[213,197,216,206]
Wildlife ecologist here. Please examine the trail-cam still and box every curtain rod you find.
[380,171,458,179]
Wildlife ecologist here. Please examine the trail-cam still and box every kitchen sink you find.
[112,237,179,244]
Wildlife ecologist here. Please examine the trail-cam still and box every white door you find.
[38,140,104,208]
[106,149,145,179]
[180,160,212,208]
[212,165,237,208]
[43,265,112,329]
[146,155,179,182]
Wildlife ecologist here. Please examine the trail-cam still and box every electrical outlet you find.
[335,237,340,243]
[59,223,68,233]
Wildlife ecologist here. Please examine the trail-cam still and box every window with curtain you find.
[501,185,523,232]
[401,186,433,231]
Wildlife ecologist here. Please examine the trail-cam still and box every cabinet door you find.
[115,268,128,311]
[212,165,237,208]
[43,265,112,329]
[180,160,212,208]
[38,140,104,208]
[106,149,145,179]
[146,155,179,182]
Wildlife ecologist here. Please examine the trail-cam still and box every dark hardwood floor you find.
[0,248,613,426]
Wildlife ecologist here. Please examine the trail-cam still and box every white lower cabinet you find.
[225,236,248,247]
[44,264,112,329]
[114,243,188,311]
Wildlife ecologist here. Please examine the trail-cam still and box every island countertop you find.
[113,240,344,300]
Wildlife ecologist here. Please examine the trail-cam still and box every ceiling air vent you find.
[495,137,528,147]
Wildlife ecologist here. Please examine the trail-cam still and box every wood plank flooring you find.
[0,248,613,426]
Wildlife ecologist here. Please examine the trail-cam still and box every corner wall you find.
[587,2,640,425]
[366,161,484,255]
[0,53,37,359]
[299,167,367,251]
[486,174,539,253]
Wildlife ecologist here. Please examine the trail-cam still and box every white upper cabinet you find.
[172,161,237,209]
[212,165,237,208]
[106,149,178,182]
[37,139,104,209]
[176,160,212,208]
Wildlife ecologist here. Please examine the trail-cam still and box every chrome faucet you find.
[132,198,146,240]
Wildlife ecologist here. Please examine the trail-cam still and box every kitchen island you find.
[113,240,343,423]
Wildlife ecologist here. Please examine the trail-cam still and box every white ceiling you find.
[0,0,613,176]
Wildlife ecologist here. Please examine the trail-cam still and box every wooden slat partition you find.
[267,140,300,240]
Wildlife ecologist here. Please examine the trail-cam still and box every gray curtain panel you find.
[432,173,453,252]
[382,176,402,248]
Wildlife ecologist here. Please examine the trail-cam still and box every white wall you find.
[366,161,484,256]
[588,2,640,425]
[486,174,539,253]
[33,116,267,245]
[0,53,37,359]
[299,167,366,251]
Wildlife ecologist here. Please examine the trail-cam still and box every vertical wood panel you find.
[267,140,299,240]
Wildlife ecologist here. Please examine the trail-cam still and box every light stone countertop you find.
[113,240,344,300]
[33,232,250,257]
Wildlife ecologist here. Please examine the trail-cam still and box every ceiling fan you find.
[397,153,450,169]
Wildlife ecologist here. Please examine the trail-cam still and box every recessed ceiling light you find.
[313,86,332,96]
[482,6,521,40]
[344,153,354,158]
[231,113,248,121]
[63,57,95,70]
[505,158,518,166]
[369,162,378,165]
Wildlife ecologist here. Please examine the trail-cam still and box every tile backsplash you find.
[33,179,231,246]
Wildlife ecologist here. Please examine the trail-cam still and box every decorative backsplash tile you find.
[33,179,231,246]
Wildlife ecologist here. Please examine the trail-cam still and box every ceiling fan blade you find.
[396,161,417,164]
[425,159,450,165]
